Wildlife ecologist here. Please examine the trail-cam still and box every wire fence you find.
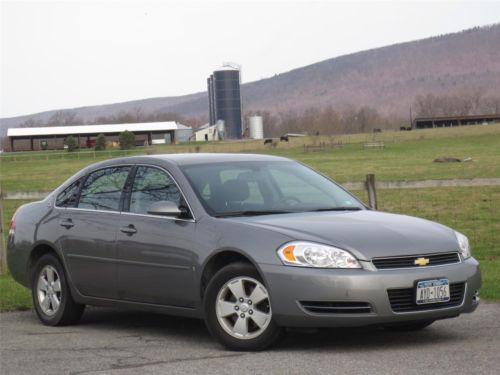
[0,148,142,162]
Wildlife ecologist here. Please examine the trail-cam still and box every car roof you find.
[95,153,291,167]
[154,153,289,165]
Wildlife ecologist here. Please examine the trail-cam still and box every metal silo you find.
[207,75,216,125]
[248,116,264,139]
[208,65,242,139]
[215,120,226,140]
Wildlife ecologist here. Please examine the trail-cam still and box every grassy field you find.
[0,275,32,311]
[1,124,499,310]
[1,124,500,191]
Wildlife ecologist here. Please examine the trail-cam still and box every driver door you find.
[115,165,197,307]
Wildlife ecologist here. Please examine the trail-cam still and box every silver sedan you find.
[7,154,481,350]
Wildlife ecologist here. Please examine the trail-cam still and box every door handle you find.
[120,225,137,235]
[59,219,74,228]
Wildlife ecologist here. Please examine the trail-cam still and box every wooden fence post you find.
[366,174,378,210]
[0,197,6,274]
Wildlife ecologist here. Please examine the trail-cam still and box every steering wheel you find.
[276,196,302,207]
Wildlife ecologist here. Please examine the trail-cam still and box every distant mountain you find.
[1,24,499,137]
[0,93,207,137]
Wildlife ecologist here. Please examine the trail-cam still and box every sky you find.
[1,0,499,118]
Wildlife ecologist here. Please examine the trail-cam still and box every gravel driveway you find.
[1,303,499,374]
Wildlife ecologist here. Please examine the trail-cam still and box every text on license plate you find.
[416,278,450,305]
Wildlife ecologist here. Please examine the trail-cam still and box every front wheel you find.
[32,253,85,326]
[204,262,282,351]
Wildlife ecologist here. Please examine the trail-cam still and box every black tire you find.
[204,262,283,351]
[384,320,435,332]
[31,253,85,326]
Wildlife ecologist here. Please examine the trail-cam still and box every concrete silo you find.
[207,75,216,126]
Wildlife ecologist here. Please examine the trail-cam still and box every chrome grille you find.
[372,252,460,269]
[387,282,465,312]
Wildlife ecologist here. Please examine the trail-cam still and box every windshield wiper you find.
[214,210,295,218]
[308,207,363,212]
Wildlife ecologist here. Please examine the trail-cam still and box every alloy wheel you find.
[36,265,62,316]
[215,277,272,340]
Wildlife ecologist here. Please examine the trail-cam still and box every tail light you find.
[9,210,18,237]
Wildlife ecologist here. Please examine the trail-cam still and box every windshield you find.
[181,161,365,217]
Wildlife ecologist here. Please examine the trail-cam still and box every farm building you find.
[413,114,500,129]
[193,124,220,142]
[6,122,192,151]
[169,123,193,143]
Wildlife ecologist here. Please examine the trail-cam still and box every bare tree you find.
[19,118,43,127]
[414,90,499,118]
[47,110,81,126]
[133,106,145,122]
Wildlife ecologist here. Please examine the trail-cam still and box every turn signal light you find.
[282,245,297,262]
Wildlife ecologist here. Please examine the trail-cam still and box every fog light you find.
[472,290,480,305]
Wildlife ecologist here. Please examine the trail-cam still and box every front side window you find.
[56,178,82,208]
[78,167,131,211]
[129,166,182,215]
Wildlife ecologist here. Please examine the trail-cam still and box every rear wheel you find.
[32,253,85,326]
[384,320,435,331]
[204,262,282,351]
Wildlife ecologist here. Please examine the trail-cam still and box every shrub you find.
[119,130,135,150]
[66,136,78,152]
[95,134,106,151]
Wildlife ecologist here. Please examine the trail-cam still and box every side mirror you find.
[147,201,182,217]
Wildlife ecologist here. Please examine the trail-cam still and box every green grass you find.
[263,133,500,182]
[0,274,32,311]
[1,124,500,191]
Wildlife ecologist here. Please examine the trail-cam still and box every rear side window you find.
[129,166,181,214]
[78,166,131,211]
[56,178,82,208]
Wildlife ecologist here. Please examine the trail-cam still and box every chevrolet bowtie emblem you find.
[415,257,430,266]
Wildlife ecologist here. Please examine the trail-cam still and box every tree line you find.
[244,105,403,137]
[247,90,500,136]
[17,107,206,129]
[11,90,500,143]
[414,91,500,118]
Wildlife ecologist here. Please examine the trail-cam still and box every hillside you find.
[243,24,500,115]
[1,24,499,136]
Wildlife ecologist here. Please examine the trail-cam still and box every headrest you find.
[222,179,250,202]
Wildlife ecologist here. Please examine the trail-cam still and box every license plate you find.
[416,279,450,305]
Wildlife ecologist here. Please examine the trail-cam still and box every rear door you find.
[58,166,131,299]
[116,165,198,307]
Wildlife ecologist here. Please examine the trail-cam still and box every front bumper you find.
[261,257,481,327]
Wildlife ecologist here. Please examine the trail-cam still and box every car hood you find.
[228,210,459,260]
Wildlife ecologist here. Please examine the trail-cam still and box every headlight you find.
[455,231,471,259]
[277,241,361,268]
